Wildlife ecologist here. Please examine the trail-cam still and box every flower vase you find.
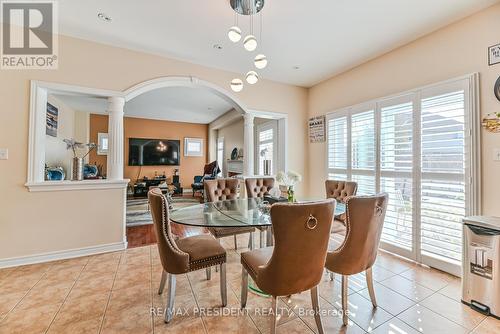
[72,157,84,181]
[287,186,295,203]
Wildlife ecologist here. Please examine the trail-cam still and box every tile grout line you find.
[44,258,91,334]
[186,270,209,334]
[97,252,123,334]
[0,263,54,323]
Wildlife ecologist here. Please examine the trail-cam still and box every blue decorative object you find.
[83,164,98,179]
[46,167,65,181]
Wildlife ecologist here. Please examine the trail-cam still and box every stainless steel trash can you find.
[462,216,500,318]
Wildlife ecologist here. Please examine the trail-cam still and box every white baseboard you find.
[0,241,127,269]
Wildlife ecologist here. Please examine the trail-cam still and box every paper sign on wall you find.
[308,115,326,143]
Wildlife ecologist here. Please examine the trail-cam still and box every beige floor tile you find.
[68,274,115,299]
[420,293,486,330]
[318,278,355,306]
[358,283,415,316]
[298,296,365,334]
[370,317,421,334]
[0,268,16,282]
[107,284,151,313]
[337,292,392,332]
[155,317,206,334]
[379,275,434,302]
[276,318,314,334]
[15,280,72,310]
[437,277,462,302]
[400,266,455,291]
[0,290,26,316]
[101,304,153,334]
[0,271,44,294]
[50,292,108,328]
[248,295,297,332]
[397,304,469,334]
[194,285,238,310]
[471,316,500,334]
[203,312,259,334]
[47,316,102,334]
[375,253,417,274]
[0,302,61,334]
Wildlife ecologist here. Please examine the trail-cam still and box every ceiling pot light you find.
[243,35,257,51]
[254,54,267,69]
[228,26,242,43]
[231,78,244,92]
[246,71,259,85]
[97,12,112,22]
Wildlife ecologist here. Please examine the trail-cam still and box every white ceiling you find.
[53,86,234,123]
[57,0,499,87]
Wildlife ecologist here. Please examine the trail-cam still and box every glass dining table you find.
[170,197,345,296]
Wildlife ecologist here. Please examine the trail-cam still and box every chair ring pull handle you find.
[306,214,318,230]
[375,205,383,216]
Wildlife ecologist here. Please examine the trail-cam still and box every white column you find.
[106,96,125,180]
[243,113,255,176]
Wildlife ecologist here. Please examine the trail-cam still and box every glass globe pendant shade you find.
[246,71,259,85]
[230,78,244,92]
[254,54,267,69]
[243,35,257,51]
[227,26,242,43]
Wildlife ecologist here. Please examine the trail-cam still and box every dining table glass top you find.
[169,198,346,228]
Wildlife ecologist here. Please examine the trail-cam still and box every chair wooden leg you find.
[206,267,211,280]
[270,296,278,334]
[158,270,167,295]
[220,263,227,307]
[165,274,176,323]
[311,285,324,334]
[234,234,238,250]
[241,267,248,308]
[366,267,377,307]
[341,275,348,326]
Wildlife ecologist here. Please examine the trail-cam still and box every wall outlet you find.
[0,148,8,160]
[494,148,500,161]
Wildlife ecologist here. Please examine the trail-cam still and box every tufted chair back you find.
[325,180,358,203]
[204,178,239,202]
[245,178,275,198]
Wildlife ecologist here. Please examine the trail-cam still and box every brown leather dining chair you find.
[325,180,357,219]
[240,200,336,334]
[204,178,255,250]
[325,194,389,326]
[245,177,275,247]
[148,188,227,323]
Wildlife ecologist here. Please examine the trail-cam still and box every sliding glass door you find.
[326,76,479,275]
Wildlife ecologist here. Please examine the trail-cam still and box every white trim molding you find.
[0,241,127,269]
[25,179,130,192]
[0,242,127,268]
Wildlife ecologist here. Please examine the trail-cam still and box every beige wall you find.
[0,34,308,262]
[307,4,500,216]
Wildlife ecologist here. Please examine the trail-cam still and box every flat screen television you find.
[128,138,180,166]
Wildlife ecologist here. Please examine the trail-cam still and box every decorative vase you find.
[287,186,295,203]
[72,157,84,181]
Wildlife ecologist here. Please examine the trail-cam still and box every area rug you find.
[126,197,200,227]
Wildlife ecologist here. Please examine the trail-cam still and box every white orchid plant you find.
[63,138,96,159]
[276,170,302,187]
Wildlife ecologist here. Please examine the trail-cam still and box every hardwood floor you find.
[126,193,206,248]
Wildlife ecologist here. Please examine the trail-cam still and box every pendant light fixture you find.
[243,35,257,51]
[230,78,244,92]
[246,71,259,84]
[227,0,267,92]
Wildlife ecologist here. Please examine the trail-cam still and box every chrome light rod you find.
[230,0,265,15]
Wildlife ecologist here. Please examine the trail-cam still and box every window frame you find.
[324,73,481,276]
